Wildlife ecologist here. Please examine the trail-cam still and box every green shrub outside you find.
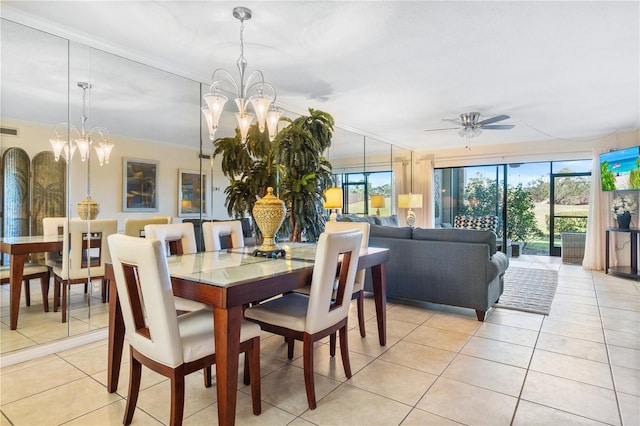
[545,211,588,233]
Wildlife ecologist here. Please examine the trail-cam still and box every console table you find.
[605,227,640,279]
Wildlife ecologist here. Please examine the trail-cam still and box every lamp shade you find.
[370,194,385,208]
[324,187,343,209]
[398,193,423,209]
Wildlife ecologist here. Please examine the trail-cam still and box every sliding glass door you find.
[437,159,590,256]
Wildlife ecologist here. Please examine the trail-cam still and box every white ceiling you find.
[2,1,639,153]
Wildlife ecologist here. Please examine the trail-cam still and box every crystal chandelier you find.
[50,81,113,165]
[202,6,281,143]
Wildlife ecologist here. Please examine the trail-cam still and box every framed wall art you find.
[178,169,209,217]
[123,158,158,211]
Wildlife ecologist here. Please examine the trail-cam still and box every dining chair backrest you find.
[124,217,171,238]
[107,234,184,367]
[43,217,66,267]
[202,220,245,251]
[144,222,197,256]
[306,230,362,334]
[58,219,118,280]
[324,221,370,288]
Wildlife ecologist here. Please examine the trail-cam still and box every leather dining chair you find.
[294,221,371,349]
[202,220,245,251]
[124,217,171,238]
[244,229,362,410]
[0,264,50,311]
[144,222,198,257]
[143,222,208,315]
[107,234,261,425]
[51,219,117,322]
[43,217,66,268]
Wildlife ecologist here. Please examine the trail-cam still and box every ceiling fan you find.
[425,112,514,133]
[424,112,514,149]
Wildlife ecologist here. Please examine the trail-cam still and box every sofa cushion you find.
[338,214,377,225]
[454,215,499,233]
[412,228,497,255]
[375,215,399,227]
[370,224,413,239]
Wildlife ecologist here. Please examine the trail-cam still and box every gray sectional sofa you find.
[364,225,509,321]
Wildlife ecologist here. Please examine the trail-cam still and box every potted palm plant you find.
[212,108,335,242]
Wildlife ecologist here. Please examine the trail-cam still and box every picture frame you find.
[123,158,158,212]
[178,169,209,217]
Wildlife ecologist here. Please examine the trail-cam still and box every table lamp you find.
[398,193,422,227]
[370,194,385,216]
[324,187,343,222]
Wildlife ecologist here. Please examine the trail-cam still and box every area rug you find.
[494,267,559,315]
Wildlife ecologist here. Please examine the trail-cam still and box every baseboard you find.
[0,328,108,368]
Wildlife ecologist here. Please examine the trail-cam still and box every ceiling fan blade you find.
[480,124,515,130]
[478,114,510,126]
[443,119,462,125]
[424,127,460,132]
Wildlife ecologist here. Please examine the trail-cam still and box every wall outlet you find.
[92,281,101,293]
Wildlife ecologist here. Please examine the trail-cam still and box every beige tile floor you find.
[1,255,639,425]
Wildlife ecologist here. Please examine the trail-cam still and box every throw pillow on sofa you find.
[375,214,399,227]
[454,215,498,233]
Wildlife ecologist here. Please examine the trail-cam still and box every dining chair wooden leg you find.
[101,278,108,303]
[204,366,213,388]
[329,332,337,357]
[286,337,295,360]
[247,337,262,415]
[356,291,366,337]
[61,282,69,323]
[170,371,186,426]
[124,355,142,425]
[23,280,31,306]
[40,273,50,312]
[339,325,352,379]
[53,279,60,312]
[303,333,317,410]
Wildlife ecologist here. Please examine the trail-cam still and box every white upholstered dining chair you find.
[244,229,362,410]
[294,221,370,344]
[123,217,171,238]
[202,220,245,251]
[143,222,207,314]
[107,234,261,425]
[51,219,117,322]
[144,222,197,257]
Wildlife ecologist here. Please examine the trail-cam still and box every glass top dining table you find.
[107,242,389,426]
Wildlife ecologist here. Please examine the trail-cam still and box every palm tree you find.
[212,108,335,242]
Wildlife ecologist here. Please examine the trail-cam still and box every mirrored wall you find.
[0,18,412,357]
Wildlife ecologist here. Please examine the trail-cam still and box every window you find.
[339,171,393,216]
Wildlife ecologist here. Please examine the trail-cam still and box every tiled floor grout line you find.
[594,274,626,426]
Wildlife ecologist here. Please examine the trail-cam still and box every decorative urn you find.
[77,197,100,220]
[252,187,286,257]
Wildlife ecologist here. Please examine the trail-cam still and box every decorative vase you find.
[617,212,631,229]
[77,197,100,220]
[252,187,286,257]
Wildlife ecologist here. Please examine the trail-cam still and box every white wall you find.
[1,118,233,232]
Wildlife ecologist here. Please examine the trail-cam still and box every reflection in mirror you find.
[0,19,203,358]
[1,20,71,354]
[392,146,413,225]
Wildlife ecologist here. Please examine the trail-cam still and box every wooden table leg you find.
[9,254,26,330]
[213,305,243,426]
[370,263,387,346]
[107,269,125,393]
